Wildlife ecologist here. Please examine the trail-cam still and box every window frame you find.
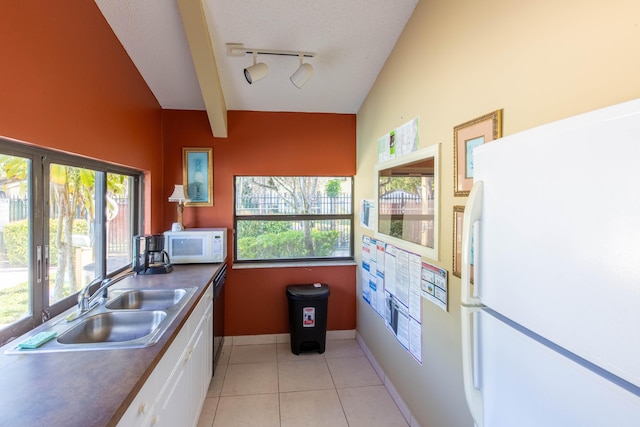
[0,137,144,346]
[233,176,355,264]
[374,144,440,260]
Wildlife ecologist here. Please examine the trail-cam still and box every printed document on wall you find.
[377,117,419,162]
[421,261,448,311]
[362,236,384,318]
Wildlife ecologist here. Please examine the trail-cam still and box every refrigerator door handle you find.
[461,181,484,426]
[461,181,483,307]
[461,305,483,427]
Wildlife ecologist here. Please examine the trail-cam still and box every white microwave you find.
[164,228,227,264]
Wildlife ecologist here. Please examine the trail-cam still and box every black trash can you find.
[286,283,330,355]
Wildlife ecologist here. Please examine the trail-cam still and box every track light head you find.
[244,62,268,84]
[244,52,268,84]
[290,56,313,89]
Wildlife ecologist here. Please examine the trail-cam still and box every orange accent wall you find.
[0,0,358,337]
[0,2,164,232]
[162,110,357,335]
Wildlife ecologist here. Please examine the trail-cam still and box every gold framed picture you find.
[452,205,473,283]
[182,147,213,207]
[454,109,503,197]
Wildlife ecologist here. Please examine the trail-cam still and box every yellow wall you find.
[355,0,640,425]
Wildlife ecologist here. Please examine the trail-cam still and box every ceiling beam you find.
[176,0,228,138]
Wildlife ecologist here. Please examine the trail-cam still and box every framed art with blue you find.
[182,147,213,206]
[454,109,503,197]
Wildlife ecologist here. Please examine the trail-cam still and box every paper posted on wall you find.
[360,199,376,230]
[377,117,419,162]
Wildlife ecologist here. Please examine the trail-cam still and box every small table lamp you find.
[168,185,189,231]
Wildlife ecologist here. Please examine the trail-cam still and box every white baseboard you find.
[356,332,422,427]
[224,329,356,346]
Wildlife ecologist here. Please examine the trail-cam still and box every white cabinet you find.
[116,367,158,427]
[155,350,190,426]
[190,295,213,420]
[118,283,213,427]
[188,314,206,420]
[204,295,214,395]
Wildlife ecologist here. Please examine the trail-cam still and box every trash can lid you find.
[286,283,330,299]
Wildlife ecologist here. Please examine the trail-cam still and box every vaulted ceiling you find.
[95,0,419,137]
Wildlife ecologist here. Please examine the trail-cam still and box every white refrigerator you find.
[460,99,640,427]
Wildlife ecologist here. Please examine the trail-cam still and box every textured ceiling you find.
[95,0,418,135]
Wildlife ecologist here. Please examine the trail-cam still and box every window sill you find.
[232,260,356,269]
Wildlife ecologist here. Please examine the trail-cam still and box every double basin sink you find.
[7,287,197,353]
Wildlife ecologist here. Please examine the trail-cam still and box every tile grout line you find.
[331,356,352,425]
[323,354,351,425]
[212,346,230,426]
[276,349,282,427]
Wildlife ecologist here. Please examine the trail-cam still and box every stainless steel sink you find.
[5,286,198,354]
[106,289,187,310]
[57,311,167,344]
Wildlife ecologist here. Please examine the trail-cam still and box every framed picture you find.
[182,147,213,206]
[452,205,473,283]
[454,109,503,196]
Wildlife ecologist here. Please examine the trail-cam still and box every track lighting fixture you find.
[290,55,314,89]
[243,52,268,84]
[227,43,315,88]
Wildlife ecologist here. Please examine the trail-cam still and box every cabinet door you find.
[187,285,213,425]
[155,350,190,427]
[204,299,214,385]
[190,318,207,423]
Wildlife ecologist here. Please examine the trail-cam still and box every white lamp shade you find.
[290,63,313,89]
[244,62,269,84]
[168,184,189,202]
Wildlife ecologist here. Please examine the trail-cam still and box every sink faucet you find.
[68,271,137,321]
[76,276,104,313]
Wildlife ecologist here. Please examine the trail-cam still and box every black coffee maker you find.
[132,234,173,274]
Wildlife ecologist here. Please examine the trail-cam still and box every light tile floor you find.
[197,339,409,427]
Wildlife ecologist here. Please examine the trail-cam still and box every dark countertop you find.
[0,263,223,427]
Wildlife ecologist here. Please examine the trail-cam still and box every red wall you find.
[0,2,164,232]
[162,110,357,335]
[0,1,358,336]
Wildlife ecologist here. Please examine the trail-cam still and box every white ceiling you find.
[95,0,418,133]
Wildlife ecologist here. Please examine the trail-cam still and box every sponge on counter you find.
[17,331,57,349]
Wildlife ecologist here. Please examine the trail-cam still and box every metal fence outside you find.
[2,196,130,255]
[236,193,352,215]
[237,193,353,256]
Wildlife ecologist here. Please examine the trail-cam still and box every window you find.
[0,138,142,346]
[234,176,353,262]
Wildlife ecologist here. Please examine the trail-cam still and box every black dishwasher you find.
[212,263,226,375]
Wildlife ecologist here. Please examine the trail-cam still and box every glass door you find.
[47,163,98,307]
[0,153,34,333]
